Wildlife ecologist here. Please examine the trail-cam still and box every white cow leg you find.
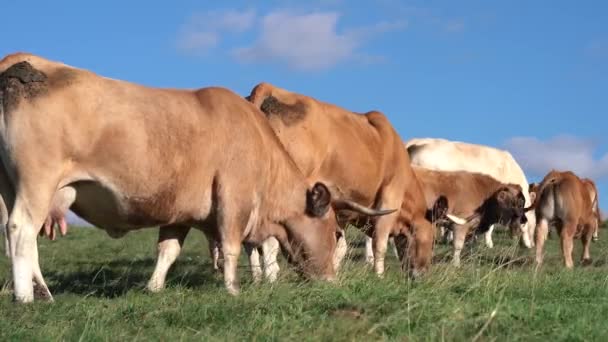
[364,235,374,266]
[222,238,242,296]
[389,236,399,259]
[244,244,263,283]
[484,224,495,249]
[372,229,391,277]
[147,225,190,293]
[9,202,41,303]
[452,225,467,267]
[261,237,280,283]
[31,240,53,301]
[527,213,537,247]
[2,226,9,258]
[333,234,348,273]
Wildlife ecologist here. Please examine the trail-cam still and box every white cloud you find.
[177,9,256,55]
[232,11,406,71]
[504,135,608,180]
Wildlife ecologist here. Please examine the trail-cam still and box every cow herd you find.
[0,53,602,304]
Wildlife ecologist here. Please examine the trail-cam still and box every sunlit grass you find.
[1,223,608,340]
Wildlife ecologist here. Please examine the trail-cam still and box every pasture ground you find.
[2,223,608,341]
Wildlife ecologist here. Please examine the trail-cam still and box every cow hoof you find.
[33,284,54,302]
[582,258,593,267]
[145,282,164,293]
[227,285,240,296]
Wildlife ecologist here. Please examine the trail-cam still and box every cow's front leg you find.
[364,235,374,266]
[2,226,8,258]
[484,224,495,248]
[261,237,280,282]
[333,233,348,273]
[147,225,190,293]
[452,225,467,267]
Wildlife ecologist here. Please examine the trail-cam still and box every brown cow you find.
[244,82,435,278]
[532,171,599,268]
[529,178,601,242]
[412,166,528,266]
[0,53,388,303]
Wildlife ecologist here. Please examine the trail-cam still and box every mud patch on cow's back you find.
[0,61,78,115]
[0,61,48,114]
[260,95,307,126]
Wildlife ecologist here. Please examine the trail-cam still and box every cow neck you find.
[263,147,309,224]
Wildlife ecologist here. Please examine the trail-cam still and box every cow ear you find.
[306,182,331,217]
[529,191,537,205]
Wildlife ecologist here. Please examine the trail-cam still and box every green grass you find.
[1,223,608,341]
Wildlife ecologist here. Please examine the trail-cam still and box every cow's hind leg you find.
[535,218,549,266]
[560,221,576,269]
[244,244,263,283]
[581,223,593,266]
[9,195,52,303]
[147,225,190,293]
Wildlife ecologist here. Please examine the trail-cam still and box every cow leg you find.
[9,196,50,303]
[244,244,263,283]
[333,233,348,273]
[452,225,467,267]
[535,218,549,266]
[364,235,374,266]
[484,224,495,248]
[526,213,536,247]
[372,227,391,277]
[147,225,190,293]
[560,221,576,269]
[261,237,281,283]
[581,224,593,266]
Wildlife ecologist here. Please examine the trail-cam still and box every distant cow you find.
[244,82,435,279]
[405,138,535,249]
[0,53,389,303]
[412,166,528,266]
[532,171,598,268]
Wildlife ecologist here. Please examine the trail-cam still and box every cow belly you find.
[69,181,172,230]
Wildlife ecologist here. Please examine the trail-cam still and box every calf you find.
[412,166,527,266]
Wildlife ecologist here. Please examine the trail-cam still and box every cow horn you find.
[333,199,397,216]
[446,214,468,225]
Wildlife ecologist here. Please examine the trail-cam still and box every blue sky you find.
[1,0,607,217]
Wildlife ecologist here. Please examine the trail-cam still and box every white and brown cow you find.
[412,166,528,266]
[405,138,535,249]
[0,53,390,303]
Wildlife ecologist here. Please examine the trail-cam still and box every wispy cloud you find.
[585,39,608,59]
[444,18,465,33]
[232,11,406,71]
[177,9,256,55]
[504,135,608,180]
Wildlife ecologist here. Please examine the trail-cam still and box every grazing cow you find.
[532,171,598,268]
[242,82,435,279]
[0,53,388,303]
[405,138,535,249]
[412,166,528,266]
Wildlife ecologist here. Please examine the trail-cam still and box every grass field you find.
[1,223,608,341]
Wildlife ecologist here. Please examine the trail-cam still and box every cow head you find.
[285,182,396,281]
[491,185,528,237]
